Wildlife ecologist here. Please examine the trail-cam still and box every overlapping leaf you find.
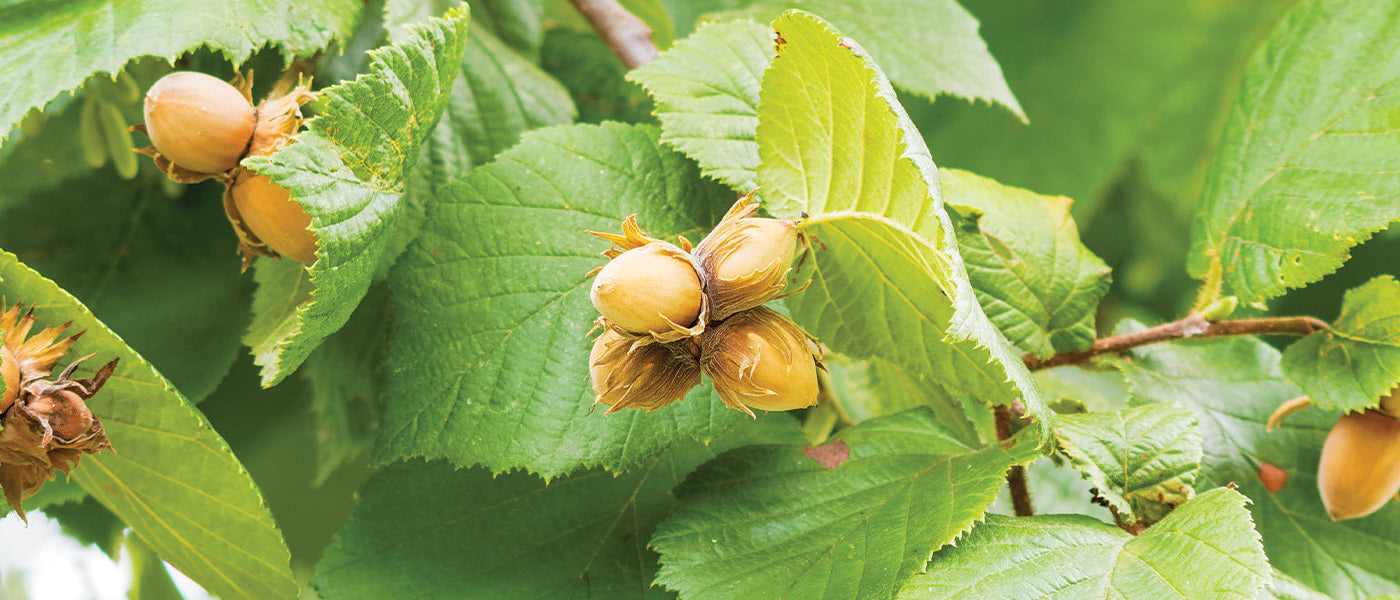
[653,408,1038,600]
[899,488,1268,599]
[0,0,361,141]
[0,251,295,600]
[758,12,1048,432]
[1054,403,1202,526]
[823,354,987,446]
[629,19,773,192]
[1121,334,1400,598]
[944,168,1110,357]
[314,417,801,600]
[1283,276,1400,412]
[243,6,470,386]
[381,122,740,477]
[1188,0,1400,304]
[717,0,1022,118]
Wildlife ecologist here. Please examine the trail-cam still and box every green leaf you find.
[380,121,740,477]
[1259,571,1332,600]
[1188,0,1400,304]
[719,0,1022,119]
[759,12,1049,432]
[1283,275,1400,412]
[628,19,772,192]
[243,6,471,386]
[0,0,362,142]
[541,29,656,124]
[1121,333,1400,598]
[389,0,544,57]
[900,488,1269,600]
[0,251,296,600]
[314,416,800,600]
[823,354,986,446]
[1054,403,1202,526]
[944,168,1111,357]
[653,407,1038,600]
[300,285,386,484]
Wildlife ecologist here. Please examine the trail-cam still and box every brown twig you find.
[995,405,1034,517]
[568,0,660,69]
[1023,315,1329,371]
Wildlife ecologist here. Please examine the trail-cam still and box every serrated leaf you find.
[300,284,386,484]
[628,19,772,192]
[1259,570,1332,600]
[760,12,1049,433]
[823,354,986,446]
[0,251,295,600]
[1283,275,1400,412]
[944,168,1111,357]
[314,416,800,600]
[718,0,1021,118]
[0,0,361,142]
[1188,0,1400,304]
[1121,333,1400,598]
[1,168,251,403]
[243,6,471,386]
[1054,403,1202,526]
[380,121,740,477]
[900,488,1268,600]
[653,407,1038,600]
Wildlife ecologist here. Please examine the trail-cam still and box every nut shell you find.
[589,328,701,412]
[1318,410,1400,520]
[700,307,819,414]
[229,172,318,263]
[143,72,255,174]
[695,199,798,321]
[591,242,704,337]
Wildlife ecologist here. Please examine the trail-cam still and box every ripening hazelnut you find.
[589,328,701,412]
[591,242,704,337]
[143,72,256,174]
[700,307,819,414]
[229,171,318,263]
[1317,410,1400,520]
[695,197,800,321]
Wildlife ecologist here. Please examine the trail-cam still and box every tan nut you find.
[589,328,701,413]
[695,195,799,321]
[142,71,256,174]
[1318,410,1400,520]
[700,306,819,415]
[590,242,704,337]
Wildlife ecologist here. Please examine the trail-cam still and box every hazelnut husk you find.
[694,194,800,321]
[1317,409,1400,520]
[589,328,701,413]
[0,304,118,521]
[700,306,820,416]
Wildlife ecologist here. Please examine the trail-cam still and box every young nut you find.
[695,200,799,322]
[1317,410,1400,520]
[229,171,318,263]
[700,306,819,415]
[589,328,701,413]
[142,71,256,174]
[590,242,704,337]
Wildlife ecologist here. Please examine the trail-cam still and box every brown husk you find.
[590,328,701,413]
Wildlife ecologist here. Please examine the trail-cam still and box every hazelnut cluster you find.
[0,304,118,521]
[135,71,318,267]
[587,194,820,416]
[1269,390,1400,520]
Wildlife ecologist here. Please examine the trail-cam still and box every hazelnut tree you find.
[0,0,1398,599]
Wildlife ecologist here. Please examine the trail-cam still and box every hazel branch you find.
[568,0,660,69]
[1024,314,1330,371]
[995,405,1034,517]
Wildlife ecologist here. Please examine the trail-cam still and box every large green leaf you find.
[1282,276,1400,412]
[718,0,1022,118]
[0,0,361,142]
[300,285,386,484]
[758,12,1047,432]
[389,0,545,57]
[380,121,740,477]
[944,168,1110,357]
[1054,403,1202,526]
[628,19,772,192]
[1188,0,1400,304]
[1121,334,1400,599]
[243,6,470,386]
[823,354,987,447]
[0,251,295,600]
[653,408,1038,600]
[899,488,1268,599]
[313,416,800,600]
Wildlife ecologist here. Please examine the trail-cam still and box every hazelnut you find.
[1317,410,1400,520]
[590,242,704,337]
[695,196,799,321]
[700,307,819,414]
[142,72,255,174]
[228,171,318,263]
[589,328,701,412]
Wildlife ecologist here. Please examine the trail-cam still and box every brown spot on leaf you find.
[802,439,850,469]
